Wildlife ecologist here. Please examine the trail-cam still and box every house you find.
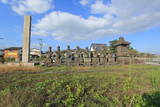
[90,43,107,52]
[30,48,41,61]
[30,48,41,57]
[4,47,22,62]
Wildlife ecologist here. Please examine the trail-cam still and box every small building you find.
[90,43,107,52]
[30,48,41,61]
[4,47,22,62]
[30,48,41,57]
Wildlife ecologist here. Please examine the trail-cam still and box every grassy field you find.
[0,64,160,107]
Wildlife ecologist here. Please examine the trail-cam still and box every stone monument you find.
[114,37,130,64]
[22,16,31,63]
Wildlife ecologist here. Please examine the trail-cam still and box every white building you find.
[30,48,41,57]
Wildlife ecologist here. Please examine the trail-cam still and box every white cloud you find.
[91,0,160,18]
[17,0,160,42]
[79,0,90,6]
[0,0,53,15]
[112,12,160,33]
[0,0,8,3]
[33,11,114,42]
[33,10,160,42]
[91,1,116,15]
[1,0,160,42]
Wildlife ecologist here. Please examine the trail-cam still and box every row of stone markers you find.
[44,46,116,66]
[43,37,144,66]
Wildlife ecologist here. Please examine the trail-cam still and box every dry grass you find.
[0,65,41,73]
[71,66,92,71]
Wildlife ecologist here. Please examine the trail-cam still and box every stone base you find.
[117,57,130,64]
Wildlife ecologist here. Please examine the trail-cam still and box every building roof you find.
[114,37,130,46]
[5,47,22,50]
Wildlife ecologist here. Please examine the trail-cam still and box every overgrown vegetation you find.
[0,65,41,73]
[0,65,160,107]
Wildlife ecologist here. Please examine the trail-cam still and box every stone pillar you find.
[22,16,31,63]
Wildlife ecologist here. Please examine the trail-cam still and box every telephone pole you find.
[38,38,43,54]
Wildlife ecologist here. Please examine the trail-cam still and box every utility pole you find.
[38,38,43,54]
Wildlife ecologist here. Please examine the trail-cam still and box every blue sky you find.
[0,0,160,54]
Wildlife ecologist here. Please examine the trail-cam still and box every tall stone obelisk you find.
[22,16,31,63]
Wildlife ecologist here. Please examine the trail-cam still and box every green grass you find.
[0,64,160,107]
